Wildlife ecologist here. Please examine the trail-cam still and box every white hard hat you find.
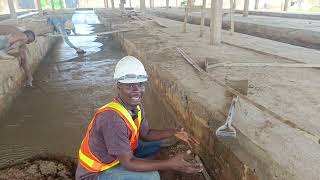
[114,56,148,83]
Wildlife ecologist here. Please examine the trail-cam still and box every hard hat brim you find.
[118,78,148,84]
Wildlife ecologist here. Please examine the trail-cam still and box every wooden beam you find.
[209,0,223,45]
[8,0,16,18]
[283,0,289,11]
[207,62,320,69]
[200,0,206,37]
[243,0,249,17]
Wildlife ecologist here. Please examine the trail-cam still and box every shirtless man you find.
[0,25,35,86]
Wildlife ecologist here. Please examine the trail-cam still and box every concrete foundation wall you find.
[0,18,56,118]
[148,10,320,50]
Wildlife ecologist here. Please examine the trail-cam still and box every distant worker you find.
[76,56,202,180]
[47,15,86,54]
[0,25,36,86]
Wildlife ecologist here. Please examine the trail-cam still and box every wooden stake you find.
[209,0,223,45]
[195,155,211,180]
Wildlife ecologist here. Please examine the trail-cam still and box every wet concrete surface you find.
[0,10,126,166]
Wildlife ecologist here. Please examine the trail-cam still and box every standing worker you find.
[47,15,86,54]
[76,56,202,180]
[0,25,36,86]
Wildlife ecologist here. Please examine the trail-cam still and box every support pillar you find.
[283,0,289,11]
[8,0,16,18]
[140,0,145,10]
[166,0,169,9]
[209,0,222,45]
[243,0,249,17]
[200,0,206,37]
[254,0,259,10]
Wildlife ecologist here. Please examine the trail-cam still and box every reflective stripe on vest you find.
[79,99,142,172]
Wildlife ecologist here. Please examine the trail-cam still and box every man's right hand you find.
[168,153,203,173]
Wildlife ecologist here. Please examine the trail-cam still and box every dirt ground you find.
[0,155,76,180]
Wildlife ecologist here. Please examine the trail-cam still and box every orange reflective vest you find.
[78,99,142,172]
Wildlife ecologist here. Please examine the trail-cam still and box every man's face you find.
[118,82,145,106]
[26,35,35,44]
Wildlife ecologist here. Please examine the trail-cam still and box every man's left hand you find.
[174,128,200,149]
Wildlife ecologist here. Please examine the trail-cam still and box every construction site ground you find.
[96,9,320,179]
[0,8,319,180]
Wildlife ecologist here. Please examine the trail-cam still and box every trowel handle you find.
[226,96,239,126]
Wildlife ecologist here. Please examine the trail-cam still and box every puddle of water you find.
[0,10,126,166]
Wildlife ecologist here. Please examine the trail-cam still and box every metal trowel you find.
[216,96,239,138]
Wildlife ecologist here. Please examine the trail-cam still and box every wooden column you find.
[283,0,289,11]
[59,0,64,8]
[140,0,145,9]
[243,0,249,17]
[182,0,191,33]
[34,0,43,15]
[230,0,235,33]
[209,0,222,45]
[200,0,206,37]
[8,0,16,18]
[166,0,169,9]
[51,0,55,10]
[104,0,109,8]
[254,0,259,9]
[111,0,115,8]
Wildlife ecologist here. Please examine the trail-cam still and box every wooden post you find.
[34,0,43,15]
[8,0,16,18]
[111,0,115,8]
[283,0,289,11]
[200,0,206,37]
[254,0,259,9]
[150,0,154,8]
[140,0,145,9]
[59,0,64,9]
[243,0,249,17]
[209,0,222,45]
[182,0,191,33]
[51,0,55,10]
[230,0,234,33]
[104,0,109,8]
[166,0,169,9]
